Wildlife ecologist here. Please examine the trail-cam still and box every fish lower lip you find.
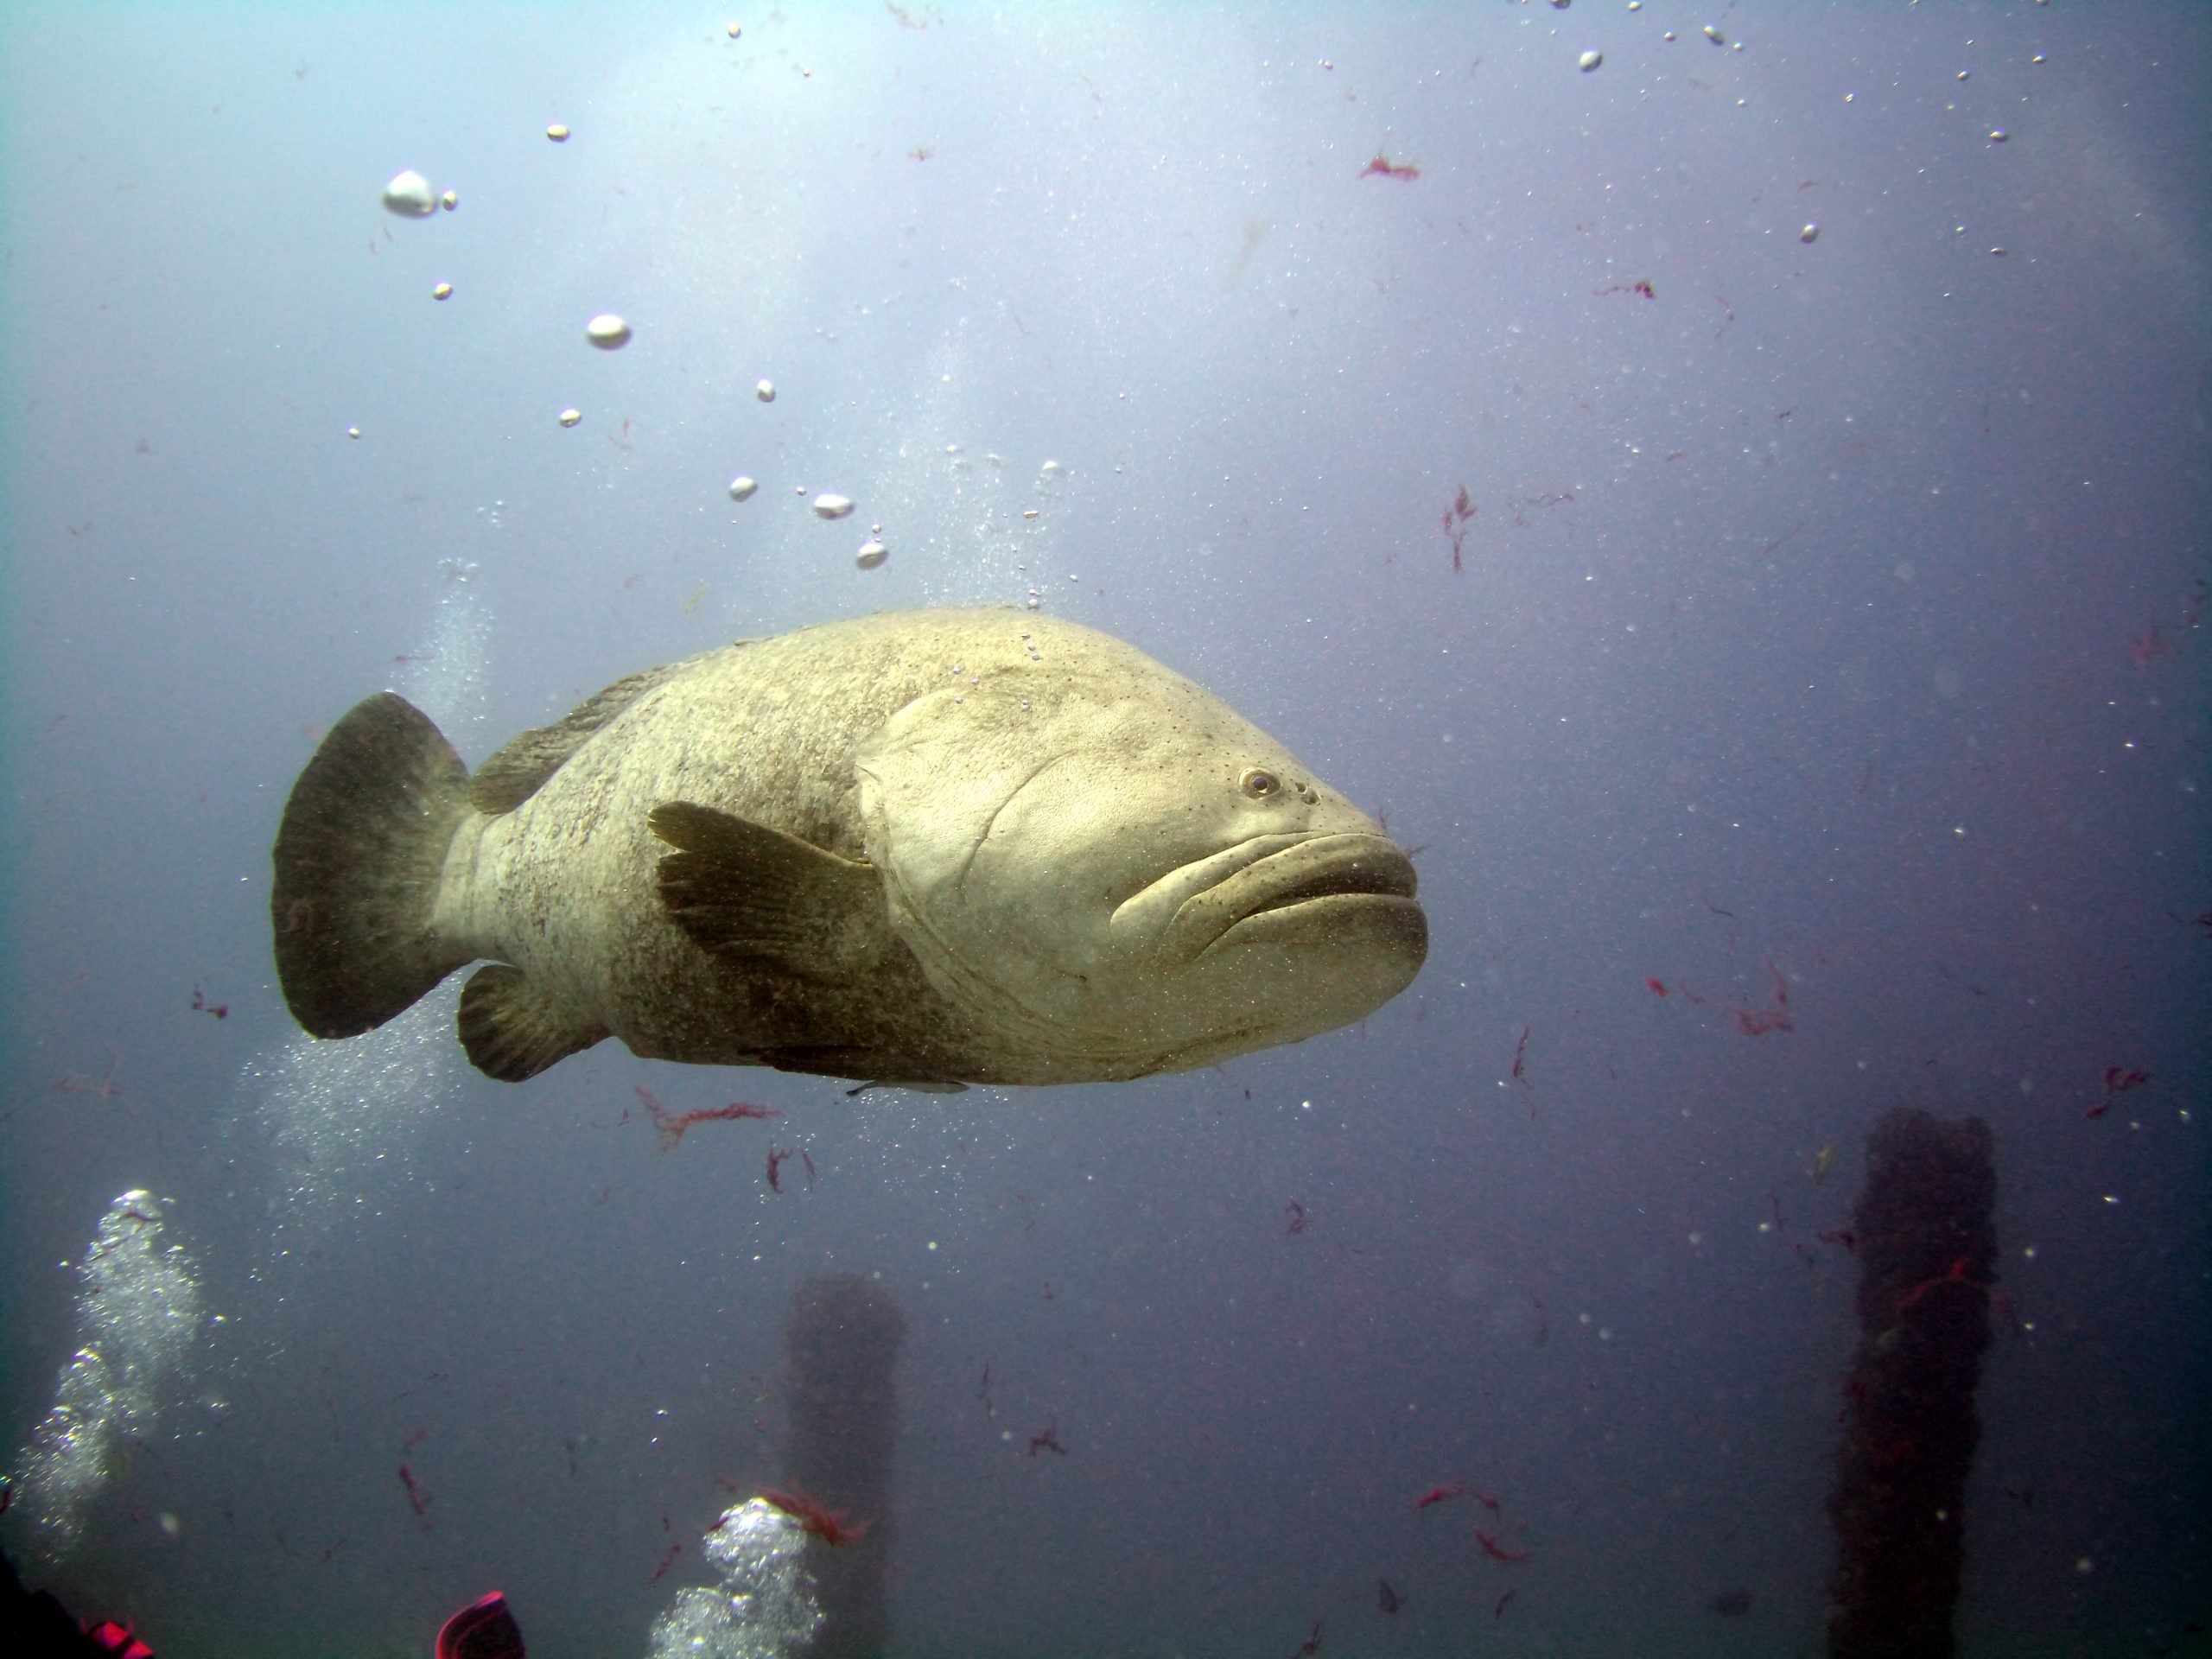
[1241,863,1408,919]
[1163,834,1418,962]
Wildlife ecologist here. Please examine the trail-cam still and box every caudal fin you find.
[272,692,474,1038]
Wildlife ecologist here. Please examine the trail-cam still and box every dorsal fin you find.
[469,662,683,812]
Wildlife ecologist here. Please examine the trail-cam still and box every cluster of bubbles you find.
[8,554,487,1564]
[244,976,467,1259]
[377,161,801,471]
[724,480,894,571]
[646,1500,823,1659]
[240,558,489,1260]
[917,444,1071,610]
[8,1192,209,1558]
[397,571,493,736]
[377,152,933,578]
[378,149,1108,592]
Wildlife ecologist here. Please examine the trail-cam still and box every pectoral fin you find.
[649,802,887,978]
[458,964,608,1082]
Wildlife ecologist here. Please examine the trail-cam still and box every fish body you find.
[272,608,1427,1085]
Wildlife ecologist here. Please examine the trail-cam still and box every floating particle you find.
[728,475,759,501]
[1579,50,1603,72]
[558,407,582,428]
[1800,223,1820,244]
[1664,30,1676,41]
[585,314,632,349]
[1550,0,1569,8]
[1988,128,2009,143]
[546,124,571,142]
[380,169,438,217]
[855,540,888,569]
[1041,459,1061,474]
[1956,69,1971,81]
[728,22,742,38]
[812,494,855,519]
[1989,246,2008,257]
[756,379,776,403]
[1703,24,1724,43]
[441,189,459,211]
[346,426,361,439]
[1023,508,1039,519]
[433,282,454,300]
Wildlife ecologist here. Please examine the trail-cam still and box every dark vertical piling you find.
[1827,1109,1999,1659]
[783,1273,906,1659]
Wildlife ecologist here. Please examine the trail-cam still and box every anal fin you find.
[458,964,608,1082]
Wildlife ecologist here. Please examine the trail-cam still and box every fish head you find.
[855,662,1427,1076]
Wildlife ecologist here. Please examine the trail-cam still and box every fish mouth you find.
[1136,833,1421,966]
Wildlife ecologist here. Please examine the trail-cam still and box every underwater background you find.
[2,3,2207,1655]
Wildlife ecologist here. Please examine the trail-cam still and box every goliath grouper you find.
[271,608,1426,1086]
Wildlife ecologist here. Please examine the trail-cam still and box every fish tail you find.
[271,692,474,1037]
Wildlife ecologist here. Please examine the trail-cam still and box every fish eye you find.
[1240,767,1281,799]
